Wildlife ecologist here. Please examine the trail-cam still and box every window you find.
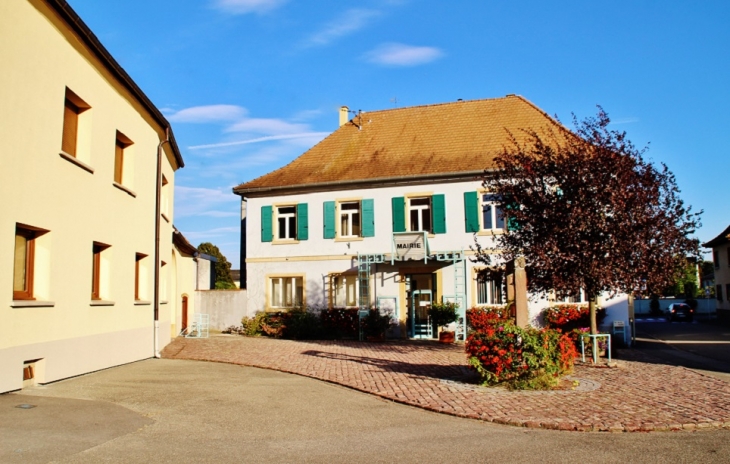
[161,175,170,220]
[277,206,296,240]
[114,131,133,185]
[324,199,374,239]
[717,285,723,302]
[61,88,90,159]
[727,248,730,268]
[409,197,431,232]
[340,202,361,238]
[261,204,308,242]
[269,276,303,309]
[92,242,111,300]
[481,193,505,231]
[714,250,720,269]
[476,273,504,305]
[135,253,148,301]
[13,226,38,300]
[333,275,358,307]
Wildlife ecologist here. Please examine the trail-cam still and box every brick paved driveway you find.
[162,336,730,432]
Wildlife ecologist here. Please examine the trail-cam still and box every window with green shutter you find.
[296,203,308,240]
[323,201,335,239]
[432,194,446,234]
[361,199,375,237]
[392,197,406,232]
[261,206,273,242]
[464,191,479,233]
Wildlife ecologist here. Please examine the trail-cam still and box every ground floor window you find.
[333,274,357,307]
[270,276,303,308]
[476,272,504,305]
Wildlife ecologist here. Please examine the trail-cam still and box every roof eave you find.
[45,0,184,169]
[233,169,494,198]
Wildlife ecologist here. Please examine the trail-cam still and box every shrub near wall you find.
[543,304,606,352]
[466,306,511,333]
[465,319,577,390]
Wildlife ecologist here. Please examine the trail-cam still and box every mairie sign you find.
[393,232,428,261]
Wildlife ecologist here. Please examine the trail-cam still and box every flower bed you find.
[466,306,510,333]
[543,304,606,353]
[465,319,577,389]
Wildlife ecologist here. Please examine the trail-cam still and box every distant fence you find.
[195,289,247,330]
[633,298,716,315]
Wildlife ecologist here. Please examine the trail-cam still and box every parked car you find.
[666,303,694,322]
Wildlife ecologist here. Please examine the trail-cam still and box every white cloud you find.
[182,227,241,240]
[610,117,640,125]
[174,186,238,218]
[303,9,380,47]
[364,43,444,67]
[212,0,287,15]
[167,105,247,123]
[225,118,309,134]
[190,132,330,150]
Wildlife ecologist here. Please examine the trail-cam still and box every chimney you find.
[339,106,349,127]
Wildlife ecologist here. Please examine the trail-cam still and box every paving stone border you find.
[161,336,730,432]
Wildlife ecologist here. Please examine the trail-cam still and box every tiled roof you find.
[233,95,565,195]
[702,224,730,248]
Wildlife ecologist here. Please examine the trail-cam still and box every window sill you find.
[160,300,168,305]
[272,239,300,245]
[113,182,137,198]
[11,300,55,308]
[59,152,94,174]
[90,300,115,306]
[134,300,152,306]
[477,229,506,236]
[161,213,170,223]
[335,236,364,242]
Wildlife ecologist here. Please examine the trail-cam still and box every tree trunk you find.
[589,296,598,335]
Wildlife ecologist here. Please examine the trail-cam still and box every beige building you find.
[703,224,730,323]
[0,0,192,393]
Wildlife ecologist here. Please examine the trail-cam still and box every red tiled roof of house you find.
[703,224,730,248]
[233,95,565,195]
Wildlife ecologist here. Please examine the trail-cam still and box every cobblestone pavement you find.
[161,336,730,432]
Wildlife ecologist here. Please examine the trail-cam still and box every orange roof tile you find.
[233,95,564,195]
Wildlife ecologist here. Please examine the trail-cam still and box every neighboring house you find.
[231,269,241,289]
[0,0,188,392]
[703,224,730,322]
[233,96,629,340]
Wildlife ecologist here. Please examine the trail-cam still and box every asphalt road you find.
[632,317,730,381]
[2,358,730,463]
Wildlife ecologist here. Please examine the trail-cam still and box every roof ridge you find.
[354,94,523,117]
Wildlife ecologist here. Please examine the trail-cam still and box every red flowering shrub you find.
[466,306,510,333]
[543,304,607,352]
[466,320,577,389]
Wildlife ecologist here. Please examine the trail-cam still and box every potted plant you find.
[428,301,459,343]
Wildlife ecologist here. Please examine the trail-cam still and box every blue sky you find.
[68,0,730,268]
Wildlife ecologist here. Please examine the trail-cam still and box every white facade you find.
[242,179,630,339]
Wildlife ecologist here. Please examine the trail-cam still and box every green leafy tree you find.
[198,242,236,289]
[476,108,702,334]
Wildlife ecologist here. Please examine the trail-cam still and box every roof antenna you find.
[348,109,362,130]
[390,97,398,107]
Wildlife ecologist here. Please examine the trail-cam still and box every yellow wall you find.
[0,0,179,392]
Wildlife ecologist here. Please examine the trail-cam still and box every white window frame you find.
[338,201,361,238]
[269,276,303,309]
[480,193,505,231]
[476,276,504,305]
[408,196,432,232]
[333,274,358,307]
[276,206,297,240]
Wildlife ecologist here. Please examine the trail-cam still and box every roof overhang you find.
[702,224,730,248]
[44,0,184,169]
[233,169,492,198]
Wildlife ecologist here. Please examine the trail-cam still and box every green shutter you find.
[361,199,375,237]
[261,206,273,242]
[464,191,479,233]
[297,203,309,240]
[323,201,335,239]
[432,194,446,234]
[392,197,405,232]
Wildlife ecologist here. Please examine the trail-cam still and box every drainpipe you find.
[154,128,170,358]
